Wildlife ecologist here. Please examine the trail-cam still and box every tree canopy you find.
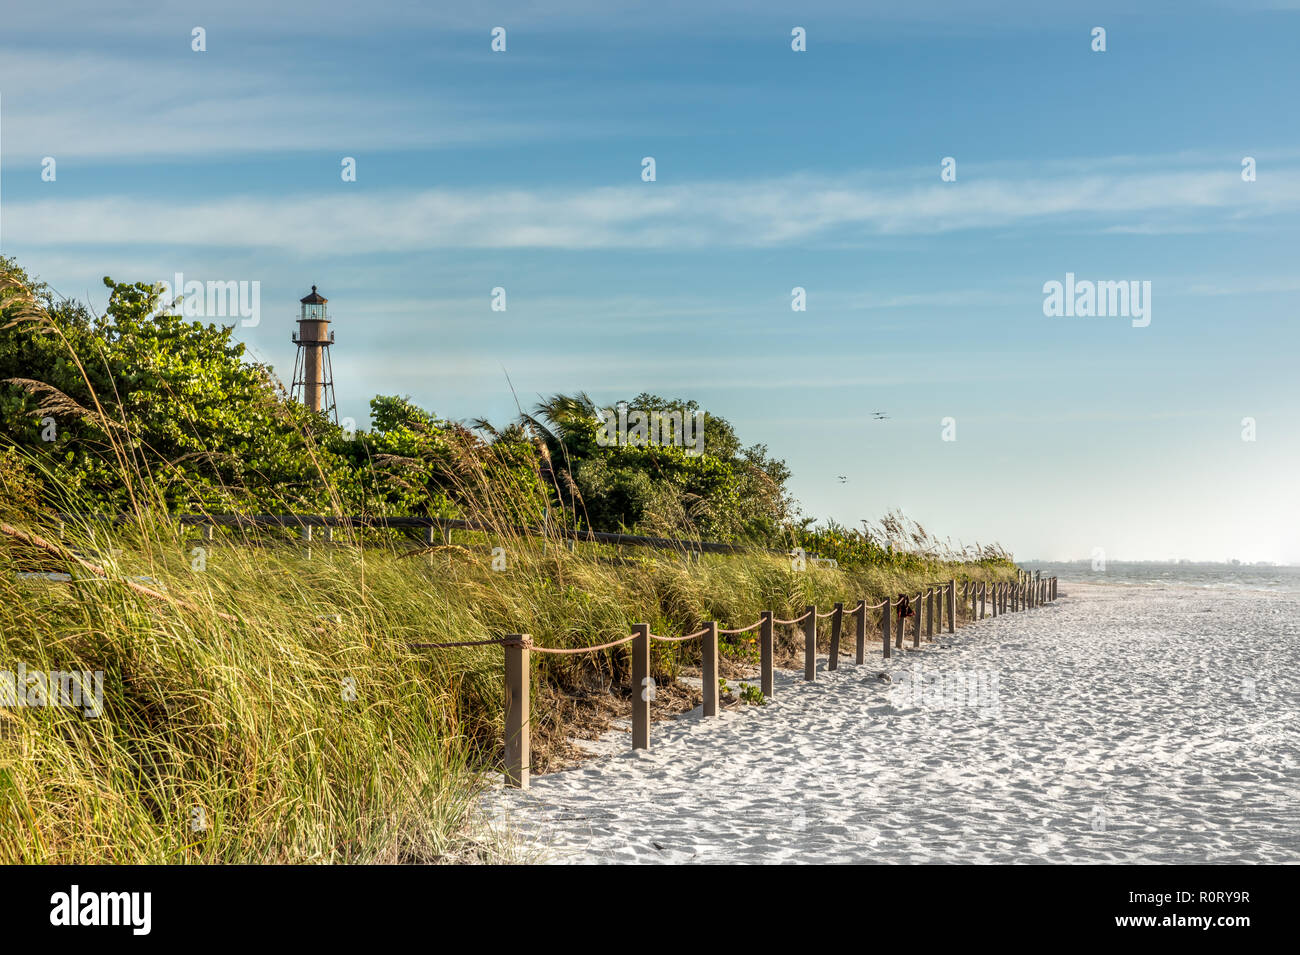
[0,259,798,548]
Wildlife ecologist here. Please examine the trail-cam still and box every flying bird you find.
[837,475,848,484]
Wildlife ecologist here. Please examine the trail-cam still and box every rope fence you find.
[4,519,1062,792]
[426,572,1059,788]
[648,627,712,642]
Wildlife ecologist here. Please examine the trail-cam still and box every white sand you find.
[483,582,1300,863]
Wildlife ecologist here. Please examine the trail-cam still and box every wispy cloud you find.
[8,160,1297,253]
[0,50,562,162]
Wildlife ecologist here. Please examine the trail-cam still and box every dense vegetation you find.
[0,257,1010,565]
[0,258,1015,862]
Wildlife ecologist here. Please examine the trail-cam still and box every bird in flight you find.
[871,411,889,421]
[837,475,848,484]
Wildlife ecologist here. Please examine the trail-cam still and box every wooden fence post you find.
[803,605,817,681]
[882,597,892,658]
[947,579,956,634]
[504,635,530,789]
[702,622,719,717]
[760,611,774,698]
[926,588,935,639]
[855,600,866,664]
[829,602,843,671]
[980,583,986,619]
[913,593,922,648]
[632,623,650,750]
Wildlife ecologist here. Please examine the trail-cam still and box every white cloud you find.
[6,161,1298,254]
[0,49,567,162]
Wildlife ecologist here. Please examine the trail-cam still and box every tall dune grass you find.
[0,513,1013,863]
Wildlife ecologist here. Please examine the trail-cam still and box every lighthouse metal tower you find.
[290,285,338,422]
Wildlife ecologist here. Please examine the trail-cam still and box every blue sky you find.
[3,1,1298,562]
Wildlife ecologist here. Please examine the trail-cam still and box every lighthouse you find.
[290,285,338,421]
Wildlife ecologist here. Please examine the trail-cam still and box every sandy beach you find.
[486,582,1300,863]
